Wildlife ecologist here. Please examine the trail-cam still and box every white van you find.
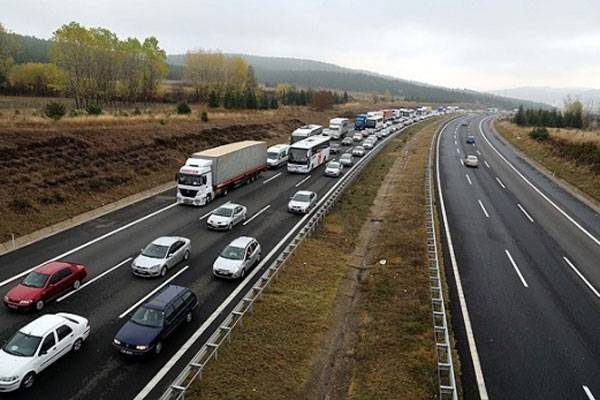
[266,144,290,169]
[327,118,349,139]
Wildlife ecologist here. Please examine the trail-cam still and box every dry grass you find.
[185,118,447,400]
[495,119,600,202]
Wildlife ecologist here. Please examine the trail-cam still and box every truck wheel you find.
[223,187,228,196]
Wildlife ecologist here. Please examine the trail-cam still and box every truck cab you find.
[176,159,214,206]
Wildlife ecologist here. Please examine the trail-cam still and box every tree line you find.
[513,98,584,129]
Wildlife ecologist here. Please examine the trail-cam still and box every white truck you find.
[176,140,267,206]
[326,118,349,139]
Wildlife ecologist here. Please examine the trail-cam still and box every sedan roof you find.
[152,236,186,246]
[19,314,69,337]
[228,236,257,248]
[36,261,79,274]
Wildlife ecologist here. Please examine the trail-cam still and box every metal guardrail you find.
[159,123,414,400]
[426,119,459,400]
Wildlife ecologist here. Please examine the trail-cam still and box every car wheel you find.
[160,266,167,277]
[186,312,193,323]
[73,280,81,290]
[155,341,163,355]
[35,300,44,311]
[72,338,83,351]
[256,253,261,264]
[183,250,190,261]
[228,223,233,231]
[21,372,35,390]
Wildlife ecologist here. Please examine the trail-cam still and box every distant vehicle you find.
[113,285,197,356]
[290,124,323,144]
[330,143,342,154]
[461,121,468,126]
[132,237,191,278]
[326,118,349,139]
[384,121,393,127]
[381,128,390,137]
[0,313,90,391]
[341,137,353,146]
[465,155,479,167]
[352,146,366,157]
[177,141,267,206]
[363,141,374,150]
[466,136,475,144]
[206,203,247,230]
[354,114,368,130]
[4,262,87,312]
[382,109,394,121]
[288,190,318,214]
[339,153,354,167]
[352,133,363,142]
[213,237,261,279]
[325,161,344,177]
[287,135,331,174]
[365,115,383,132]
[266,144,290,169]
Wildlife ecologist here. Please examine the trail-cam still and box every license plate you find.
[120,349,133,355]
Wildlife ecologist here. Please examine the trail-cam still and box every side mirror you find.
[39,349,47,356]
[167,253,174,258]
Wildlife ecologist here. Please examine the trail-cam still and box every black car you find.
[113,285,198,356]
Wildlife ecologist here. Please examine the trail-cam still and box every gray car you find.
[206,203,247,230]
[132,236,191,278]
[339,153,353,167]
[341,137,353,146]
[213,236,261,279]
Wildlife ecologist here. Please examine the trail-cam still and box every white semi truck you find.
[176,140,267,206]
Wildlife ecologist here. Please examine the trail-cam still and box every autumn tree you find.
[9,62,61,96]
[384,88,392,102]
[311,90,334,111]
[0,22,20,89]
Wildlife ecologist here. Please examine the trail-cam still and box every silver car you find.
[288,190,317,214]
[363,141,374,150]
[341,137,353,146]
[352,133,363,142]
[352,146,365,157]
[465,155,479,168]
[339,153,353,167]
[206,203,247,230]
[325,161,343,177]
[213,237,261,279]
[132,236,191,278]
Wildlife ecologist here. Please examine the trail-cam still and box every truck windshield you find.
[329,124,340,130]
[289,148,309,164]
[178,173,203,186]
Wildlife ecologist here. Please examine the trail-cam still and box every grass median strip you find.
[186,117,450,400]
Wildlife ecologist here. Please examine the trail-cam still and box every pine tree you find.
[208,90,219,108]
[223,89,234,109]
[259,92,269,109]
[270,96,278,109]
[343,91,349,103]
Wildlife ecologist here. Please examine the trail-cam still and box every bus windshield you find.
[289,148,309,164]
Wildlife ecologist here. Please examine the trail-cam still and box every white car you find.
[288,190,317,214]
[0,313,90,392]
[325,161,344,177]
[132,236,191,278]
[363,141,374,150]
[213,237,261,279]
[465,155,479,167]
[380,128,390,137]
[352,133,363,142]
[352,146,366,157]
[206,203,247,230]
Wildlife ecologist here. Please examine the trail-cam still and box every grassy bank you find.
[186,117,447,400]
[494,119,600,202]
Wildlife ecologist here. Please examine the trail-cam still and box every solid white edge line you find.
[437,118,489,399]
[294,174,312,188]
[484,161,490,168]
[0,203,178,289]
[198,201,231,221]
[57,257,133,302]
[119,266,189,319]
[478,199,490,218]
[242,204,271,226]
[505,249,529,288]
[584,385,597,400]
[480,118,600,247]
[517,203,534,223]
[495,177,506,189]
[262,172,282,185]
[134,116,411,400]
[564,257,600,298]
[466,174,472,185]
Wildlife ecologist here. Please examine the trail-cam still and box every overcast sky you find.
[3,0,600,91]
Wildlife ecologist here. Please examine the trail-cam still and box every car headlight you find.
[19,300,32,305]
[3,296,8,302]
[136,345,148,350]
[113,338,121,345]
[0,376,19,383]
[151,264,160,271]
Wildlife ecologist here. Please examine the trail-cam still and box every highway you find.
[0,122,412,399]
[437,116,600,399]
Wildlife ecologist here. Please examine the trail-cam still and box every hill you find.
[489,87,600,109]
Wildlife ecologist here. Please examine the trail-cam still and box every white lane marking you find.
[517,204,534,223]
[484,161,490,168]
[0,203,178,289]
[243,204,271,226]
[436,119,489,399]
[476,150,481,155]
[480,118,600,247]
[466,174,472,185]
[584,386,597,400]
[456,148,460,154]
[460,158,464,166]
[454,140,457,145]
[262,172,282,185]
[478,199,490,218]
[295,174,312,188]
[134,115,411,400]
[199,201,231,221]
[505,249,529,288]
[57,257,132,302]
[564,257,600,298]
[495,177,506,189]
[119,266,189,318]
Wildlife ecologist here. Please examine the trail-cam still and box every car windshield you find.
[141,243,169,258]
[2,332,42,357]
[267,151,279,160]
[341,154,351,160]
[221,245,245,260]
[213,207,233,217]
[21,271,49,288]
[130,306,164,328]
[178,173,203,186]
[328,162,341,168]
[355,147,364,151]
[292,193,311,202]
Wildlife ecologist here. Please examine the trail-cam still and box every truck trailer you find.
[176,140,267,206]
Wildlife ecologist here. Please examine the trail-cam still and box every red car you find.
[3,261,87,312]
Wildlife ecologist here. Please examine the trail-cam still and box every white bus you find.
[287,135,331,173]
[365,115,383,133]
[290,124,323,144]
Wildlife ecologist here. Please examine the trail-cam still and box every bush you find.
[44,102,66,120]
[86,104,102,115]
[176,102,191,115]
[133,107,141,115]
[529,126,550,141]
[201,111,208,122]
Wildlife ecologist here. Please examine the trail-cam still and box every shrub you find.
[159,118,167,125]
[14,109,20,115]
[201,111,208,122]
[133,107,141,115]
[529,126,550,141]
[86,104,102,115]
[44,102,66,120]
[10,198,33,211]
[176,102,191,115]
